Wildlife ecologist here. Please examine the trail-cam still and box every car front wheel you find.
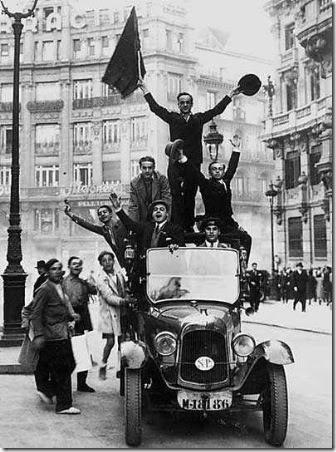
[125,368,142,447]
[262,363,288,447]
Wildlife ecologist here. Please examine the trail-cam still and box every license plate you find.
[177,390,232,411]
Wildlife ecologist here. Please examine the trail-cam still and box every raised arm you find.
[128,180,140,222]
[138,79,171,123]
[109,192,143,235]
[198,86,241,125]
[223,136,241,183]
[64,202,102,235]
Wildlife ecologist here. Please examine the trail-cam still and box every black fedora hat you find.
[164,139,184,162]
[199,217,221,232]
[35,260,46,269]
[238,74,261,96]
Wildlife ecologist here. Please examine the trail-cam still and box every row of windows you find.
[288,215,327,258]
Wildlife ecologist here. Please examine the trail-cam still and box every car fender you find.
[120,340,148,369]
[231,340,294,391]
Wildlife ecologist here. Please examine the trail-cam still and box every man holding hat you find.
[33,260,48,295]
[292,262,308,312]
[198,217,230,248]
[138,78,241,232]
[109,192,184,257]
[172,137,252,262]
[128,155,171,223]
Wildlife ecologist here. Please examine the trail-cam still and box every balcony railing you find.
[73,95,122,110]
[27,100,64,113]
[35,142,60,156]
[73,142,92,154]
[273,113,289,126]
[103,142,121,153]
[296,105,311,119]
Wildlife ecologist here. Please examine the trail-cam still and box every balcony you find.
[73,141,92,155]
[72,95,122,110]
[280,48,298,69]
[35,142,60,156]
[27,100,64,113]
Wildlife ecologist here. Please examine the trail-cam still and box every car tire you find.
[262,363,288,447]
[119,362,125,397]
[125,368,142,447]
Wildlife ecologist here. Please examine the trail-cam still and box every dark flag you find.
[102,7,146,98]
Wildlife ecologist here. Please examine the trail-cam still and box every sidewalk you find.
[242,298,332,335]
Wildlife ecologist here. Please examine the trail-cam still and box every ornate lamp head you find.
[203,120,223,162]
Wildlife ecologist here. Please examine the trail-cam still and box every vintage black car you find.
[119,246,294,447]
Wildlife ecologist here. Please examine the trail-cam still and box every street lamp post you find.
[0,0,38,344]
[203,119,223,161]
[265,182,278,299]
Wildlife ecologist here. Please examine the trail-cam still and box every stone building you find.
[262,0,332,269]
[0,0,274,291]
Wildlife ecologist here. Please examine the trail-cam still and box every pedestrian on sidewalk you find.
[322,266,332,305]
[29,258,81,415]
[96,251,128,380]
[306,268,317,305]
[62,256,97,393]
[292,262,308,312]
[315,267,324,305]
[247,262,262,312]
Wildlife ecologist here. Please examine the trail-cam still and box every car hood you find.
[148,303,239,336]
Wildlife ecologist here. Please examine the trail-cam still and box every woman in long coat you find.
[96,250,127,380]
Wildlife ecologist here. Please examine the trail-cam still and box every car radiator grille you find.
[180,330,227,384]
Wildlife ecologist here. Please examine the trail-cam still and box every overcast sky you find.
[70,0,277,61]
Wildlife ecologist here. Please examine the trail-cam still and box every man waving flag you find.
[102,7,146,98]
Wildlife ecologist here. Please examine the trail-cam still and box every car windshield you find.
[147,248,240,304]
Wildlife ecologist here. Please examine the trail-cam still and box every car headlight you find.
[232,333,256,357]
[154,332,177,356]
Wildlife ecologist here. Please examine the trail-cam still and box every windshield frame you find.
[146,247,240,305]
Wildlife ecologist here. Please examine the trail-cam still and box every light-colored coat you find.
[96,270,125,337]
[128,171,171,222]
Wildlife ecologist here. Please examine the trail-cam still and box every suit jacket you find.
[182,151,240,225]
[69,213,127,267]
[29,280,75,341]
[292,270,308,294]
[144,93,232,165]
[128,171,171,222]
[116,209,185,255]
[248,270,262,291]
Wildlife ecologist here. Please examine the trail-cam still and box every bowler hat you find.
[164,139,184,162]
[296,262,303,268]
[238,74,261,96]
[199,217,221,232]
[35,260,46,269]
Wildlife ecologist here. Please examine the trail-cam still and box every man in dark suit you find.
[172,136,252,262]
[33,260,48,295]
[248,262,262,312]
[128,156,171,222]
[138,78,241,231]
[109,194,184,258]
[292,262,308,312]
[64,203,126,267]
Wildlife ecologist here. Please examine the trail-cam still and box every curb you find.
[243,320,332,336]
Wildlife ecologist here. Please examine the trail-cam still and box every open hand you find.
[109,191,121,210]
[32,336,45,351]
[229,135,241,149]
[64,199,72,216]
[229,86,242,98]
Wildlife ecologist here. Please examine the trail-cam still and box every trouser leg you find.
[46,340,75,412]
[77,371,88,389]
[168,162,185,228]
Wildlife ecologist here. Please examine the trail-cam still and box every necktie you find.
[151,224,160,247]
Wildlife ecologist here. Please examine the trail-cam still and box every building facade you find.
[0,0,274,291]
[262,0,332,269]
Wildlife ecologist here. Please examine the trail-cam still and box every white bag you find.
[71,334,92,373]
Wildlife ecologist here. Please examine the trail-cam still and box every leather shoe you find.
[56,407,81,415]
[77,384,95,393]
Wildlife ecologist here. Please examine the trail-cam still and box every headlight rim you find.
[232,333,256,357]
[154,331,177,356]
